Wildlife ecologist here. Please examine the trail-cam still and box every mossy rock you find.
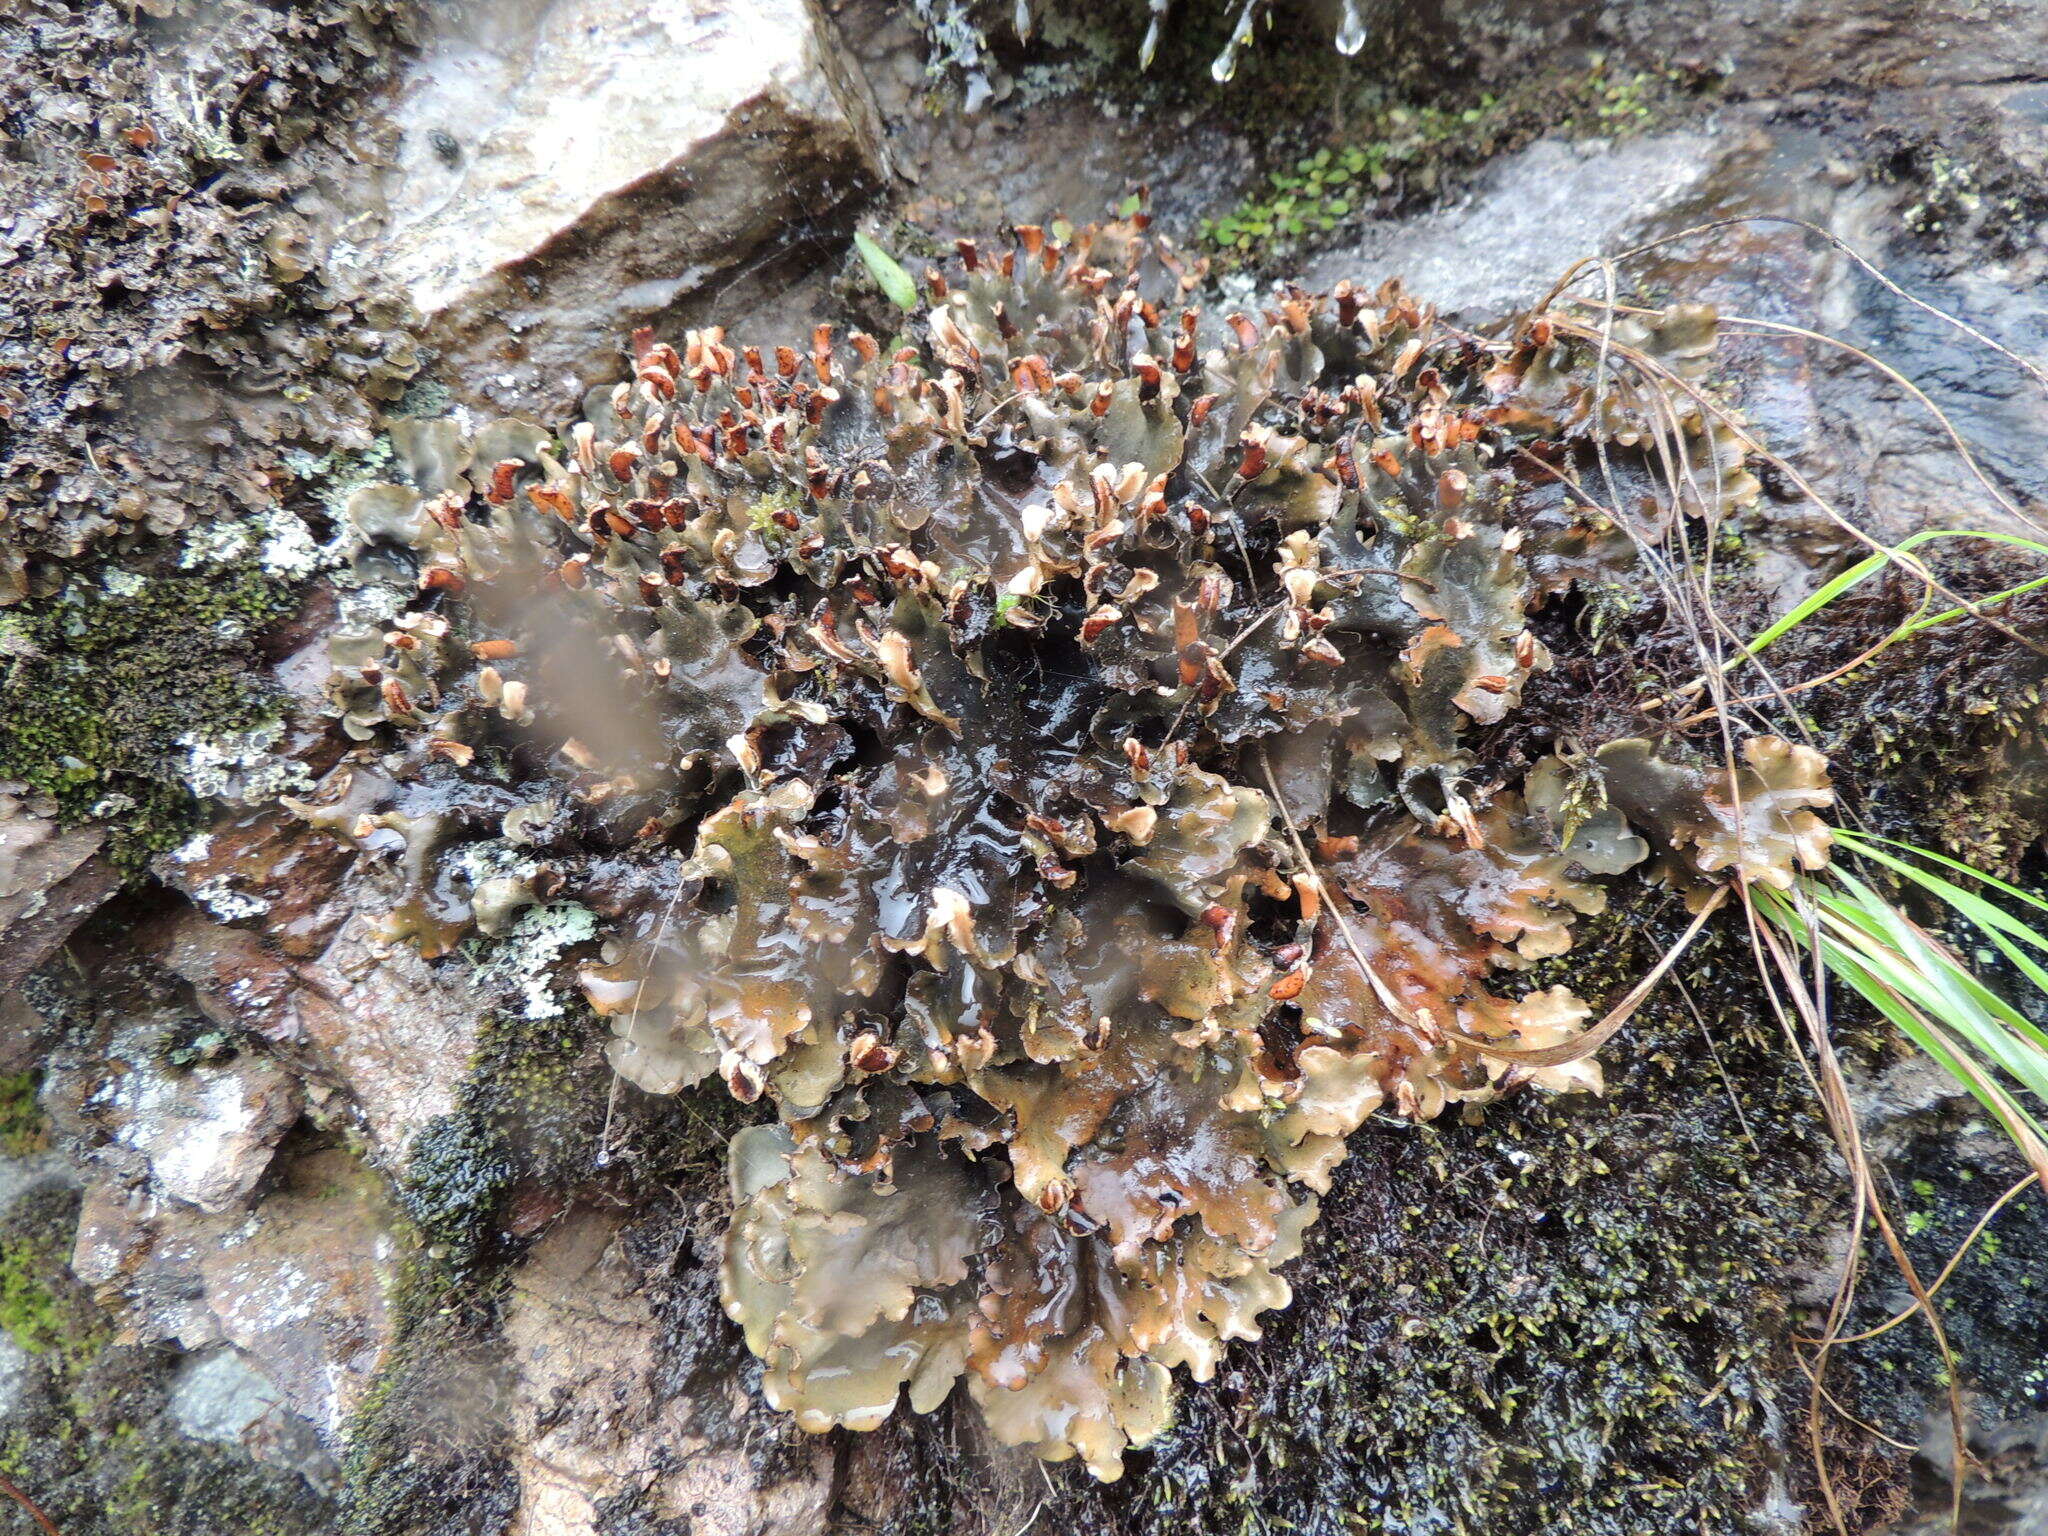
[0,558,300,869]
[0,1175,332,1534]
[836,903,1855,1535]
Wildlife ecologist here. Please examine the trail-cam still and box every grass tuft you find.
[1757,834,2048,1187]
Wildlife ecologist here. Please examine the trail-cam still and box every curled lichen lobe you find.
[299,219,1829,1477]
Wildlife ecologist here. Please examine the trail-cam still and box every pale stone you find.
[169,1347,340,1490]
[1302,133,1733,323]
[325,0,889,412]
[501,1208,835,1536]
[105,1049,300,1214]
[152,907,482,1163]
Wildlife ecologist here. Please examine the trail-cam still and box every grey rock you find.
[1303,131,1736,321]
[1590,0,2048,94]
[322,0,891,415]
[169,1346,340,1492]
[101,1046,300,1214]
[1888,1408,2048,1536]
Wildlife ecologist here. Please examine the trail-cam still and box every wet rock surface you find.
[1299,130,1734,318]
[69,1145,397,1440]
[141,903,484,1162]
[502,1206,835,1535]
[0,788,120,992]
[168,1345,341,1491]
[321,0,893,417]
[3,0,2048,1533]
[93,1026,300,1214]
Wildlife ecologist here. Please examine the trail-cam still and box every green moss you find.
[1138,923,1832,1533]
[91,1435,330,1536]
[389,1000,603,1283]
[1779,580,2048,877]
[1201,58,1697,264]
[338,989,763,1536]
[0,1092,103,1385]
[395,1112,517,1273]
[0,558,298,868]
[0,1069,45,1156]
[0,1201,106,1376]
[745,485,801,537]
[1835,1117,2048,1441]
[339,1117,524,1535]
[333,1257,519,1536]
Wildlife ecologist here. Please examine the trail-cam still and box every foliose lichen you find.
[291,216,1834,1478]
[0,0,421,603]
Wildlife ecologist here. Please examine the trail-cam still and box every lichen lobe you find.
[310,218,1833,1477]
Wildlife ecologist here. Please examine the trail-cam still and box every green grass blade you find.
[1745,550,1893,656]
[1755,847,2048,1177]
[1836,840,2048,1045]
[1822,872,2048,1079]
[1741,528,2048,660]
[854,231,920,311]
[1837,829,2048,920]
[1901,573,2048,638]
[1845,841,2048,956]
[1803,921,2048,1143]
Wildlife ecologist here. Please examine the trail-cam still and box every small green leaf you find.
[1117,192,1142,218]
[853,231,919,312]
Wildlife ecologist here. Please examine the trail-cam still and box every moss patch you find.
[0,1187,108,1378]
[839,902,1849,1535]
[1199,56,1699,265]
[0,1071,46,1157]
[337,988,769,1536]
[394,1112,519,1275]
[0,559,298,868]
[1837,1128,2048,1433]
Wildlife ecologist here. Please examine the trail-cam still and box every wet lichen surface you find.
[0,0,423,874]
[851,917,1844,1536]
[0,0,419,599]
[9,3,2048,1532]
[288,208,1862,1511]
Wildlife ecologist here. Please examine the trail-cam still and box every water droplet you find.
[1336,0,1368,54]
[1211,1,1258,83]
